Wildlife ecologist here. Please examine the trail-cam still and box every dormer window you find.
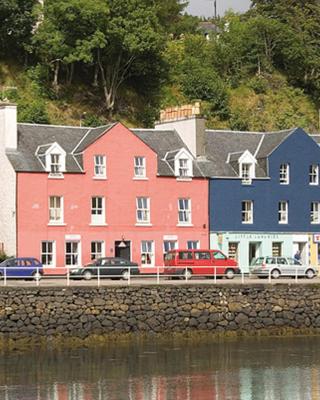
[241,163,251,180]
[50,154,62,174]
[172,149,194,179]
[237,150,256,184]
[36,142,66,177]
[179,158,189,177]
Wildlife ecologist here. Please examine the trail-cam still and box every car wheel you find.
[271,269,281,279]
[32,271,42,281]
[122,270,129,280]
[83,270,93,280]
[182,269,193,280]
[225,269,235,279]
[306,269,315,279]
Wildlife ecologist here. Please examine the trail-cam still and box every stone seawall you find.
[1,285,320,342]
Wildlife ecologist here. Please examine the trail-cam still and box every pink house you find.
[0,103,209,273]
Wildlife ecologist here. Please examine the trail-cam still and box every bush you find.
[82,113,106,128]
[18,99,50,124]
[248,76,268,94]
[0,252,9,263]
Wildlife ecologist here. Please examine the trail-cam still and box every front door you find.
[115,241,131,261]
[293,242,307,264]
[249,242,261,265]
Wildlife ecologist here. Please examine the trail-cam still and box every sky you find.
[186,0,252,17]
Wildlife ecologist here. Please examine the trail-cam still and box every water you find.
[0,336,320,400]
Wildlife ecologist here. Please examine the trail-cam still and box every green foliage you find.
[82,113,105,128]
[0,252,9,263]
[181,60,229,118]
[0,0,37,59]
[248,76,268,94]
[229,112,250,131]
[0,0,319,130]
[18,99,49,124]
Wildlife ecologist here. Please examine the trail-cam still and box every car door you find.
[277,257,290,276]
[5,258,20,278]
[177,251,194,272]
[99,259,112,277]
[194,251,211,275]
[287,257,303,276]
[212,251,229,275]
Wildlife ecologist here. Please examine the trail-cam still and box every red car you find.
[164,249,239,279]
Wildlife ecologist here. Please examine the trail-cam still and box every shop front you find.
[309,233,320,268]
[210,232,309,272]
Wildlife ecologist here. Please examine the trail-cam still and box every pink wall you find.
[17,123,208,273]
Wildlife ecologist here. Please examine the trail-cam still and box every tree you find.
[0,0,37,59]
[33,0,109,88]
[34,0,171,114]
[250,0,320,99]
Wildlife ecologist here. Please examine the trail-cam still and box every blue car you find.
[0,257,43,280]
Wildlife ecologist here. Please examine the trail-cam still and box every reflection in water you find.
[0,336,320,400]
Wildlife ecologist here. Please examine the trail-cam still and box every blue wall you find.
[210,128,320,232]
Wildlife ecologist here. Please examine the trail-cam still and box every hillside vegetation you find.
[0,0,319,132]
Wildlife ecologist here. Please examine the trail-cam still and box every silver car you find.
[250,256,317,279]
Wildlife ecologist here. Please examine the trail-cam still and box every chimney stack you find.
[0,103,17,150]
[155,102,206,157]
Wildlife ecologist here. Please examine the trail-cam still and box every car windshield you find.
[251,257,264,266]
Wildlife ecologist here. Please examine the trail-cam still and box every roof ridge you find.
[18,122,91,130]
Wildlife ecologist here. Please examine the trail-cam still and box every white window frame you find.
[163,240,177,253]
[278,201,288,224]
[309,165,319,185]
[134,156,146,178]
[242,200,253,224]
[41,241,55,267]
[279,163,289,185]
[91,197,106,225]
[178,198,192,225]
[141,240,154,267]
[49,196,64,224]
[311,202,320,224]
[136,197,150,224]
[187,240,200,250]
[43,142,66,176]
[241,163,251,180]
[91,241,105,260]
[50,154,62,174]
[94,155,106,179]
[178,158,190,177]
[174,149,193,179]
[65,241,81,267]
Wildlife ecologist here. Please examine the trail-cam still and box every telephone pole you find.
[214,0,217,20]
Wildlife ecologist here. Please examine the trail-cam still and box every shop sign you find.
[163,235,178,240]
[65,234,81,240]
[228,233,280,240]
[313,234,320,243]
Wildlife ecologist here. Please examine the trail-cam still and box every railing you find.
[0,265,318,287]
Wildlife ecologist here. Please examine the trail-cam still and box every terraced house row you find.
[0,102,320,273]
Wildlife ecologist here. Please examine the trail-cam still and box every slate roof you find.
[7,123,114,173]
[196,128,298,178]
[6,122,310,180]
[132,129,204,177]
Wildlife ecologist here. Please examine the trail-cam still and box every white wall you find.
[155,117,205,157]
[0,104,17,255]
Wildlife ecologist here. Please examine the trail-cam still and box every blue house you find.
[154,106,320,271]
[206,128,320,270]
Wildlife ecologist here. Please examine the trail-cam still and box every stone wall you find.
[1,285,320,340]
